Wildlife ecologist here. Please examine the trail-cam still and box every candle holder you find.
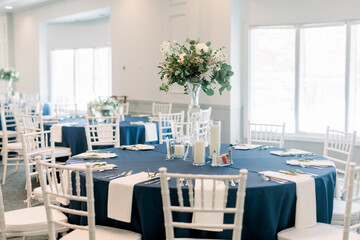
[209,121,221,158]
[172,142,185,159]
[193,138,205,166]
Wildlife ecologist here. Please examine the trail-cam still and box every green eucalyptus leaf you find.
[206,41,211,47]
[189,40,196,45]
[206,88,214,96]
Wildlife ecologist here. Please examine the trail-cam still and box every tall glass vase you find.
[7,78,13,102]
[185,81,204,165]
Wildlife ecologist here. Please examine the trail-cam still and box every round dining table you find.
[65,144,336,240]
[44,115,158,155]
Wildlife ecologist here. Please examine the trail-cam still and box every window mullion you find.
[345,21,351,131]
[295,25,301,134]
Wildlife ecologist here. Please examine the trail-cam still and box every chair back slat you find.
[160,167,247,240]
[85,116,120,151]
[36,158,96,240]
[247,121,285,148]
[152,102,172,116]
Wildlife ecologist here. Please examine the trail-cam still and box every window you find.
[50,47,111,111]
[250,27,296,132]
[249,22,355,137]
[299,25,346,133]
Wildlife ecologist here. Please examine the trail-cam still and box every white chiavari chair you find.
[278,163,360,240]
[322,127,358,227]
[0,110,23,185]
[0,165,67,239]
[247,121,285,148]
[85,115,120,151]
[199,107,212,122]
[159,167,248,240]
[23,114,72,159]
[21,129,60,207]
[158,112,184,144]
[174,122,191,143]
[152,102,172,116]
[35,158,142,240]
[0,105,17,141]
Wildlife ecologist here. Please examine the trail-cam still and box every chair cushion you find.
[60,225,141,240]
[0,130,17,137]
[7,142,22,150]
[5,205,67,232]
[52,147,71,158]
[332,198,360,225]
[278,223,360,240]
[33,186,60,204]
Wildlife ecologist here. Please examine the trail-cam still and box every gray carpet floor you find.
[0,163,48,240]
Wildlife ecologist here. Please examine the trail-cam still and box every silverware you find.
[230,179,236,187]
[107,171,126,180]
[126,170,133,176]
[296,169,318,176]
[144,177,160,185]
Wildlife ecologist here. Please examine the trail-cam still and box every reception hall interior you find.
[0,0,360,239]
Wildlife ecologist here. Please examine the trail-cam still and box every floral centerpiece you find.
[87,97,125,117]
[158,39,233,164]
[0,67,19,102]
[158,38,233,96]
[0,67,19,81]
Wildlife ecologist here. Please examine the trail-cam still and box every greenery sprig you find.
[158,39,233,96]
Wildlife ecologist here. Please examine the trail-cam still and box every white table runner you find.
[130,121,158,142]
[108,172,149,223]
[192,179,225,231]
[260,171,316,228]
[51,122,78,143]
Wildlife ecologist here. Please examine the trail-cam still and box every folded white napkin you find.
[108,172,149,222]
[192,179,225,231]
[72,152,117,159]
[130,121,145,125]
[131,114,150,117]
[233,144,262,150]
[67,162,117,171]
[120,144,155,151]
[130,122,158,142]
[260,171,316,228]
[270,149,312,156]
[286,159,335,167]
[52,122,78,143]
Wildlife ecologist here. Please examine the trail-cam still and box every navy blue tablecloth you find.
[66,145,336,240]
[44,116,158,155]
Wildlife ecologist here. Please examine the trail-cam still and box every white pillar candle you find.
[209,124,221,155]
[194,140,205,165]
[174,144,185,157]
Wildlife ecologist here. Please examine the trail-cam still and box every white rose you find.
[160,41,170,55]
[178,53,186,63]
[195,43,208,55]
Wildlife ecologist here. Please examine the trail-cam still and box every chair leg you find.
[15,160,19,172]
[2,153,8,185]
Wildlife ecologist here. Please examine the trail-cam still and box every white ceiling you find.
[47,7,110,24]
[0,0,61,14]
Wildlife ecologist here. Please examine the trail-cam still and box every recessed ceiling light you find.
[5,6,13,10]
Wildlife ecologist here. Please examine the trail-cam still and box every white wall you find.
[11,0,232,108]
[47,19,110,50]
